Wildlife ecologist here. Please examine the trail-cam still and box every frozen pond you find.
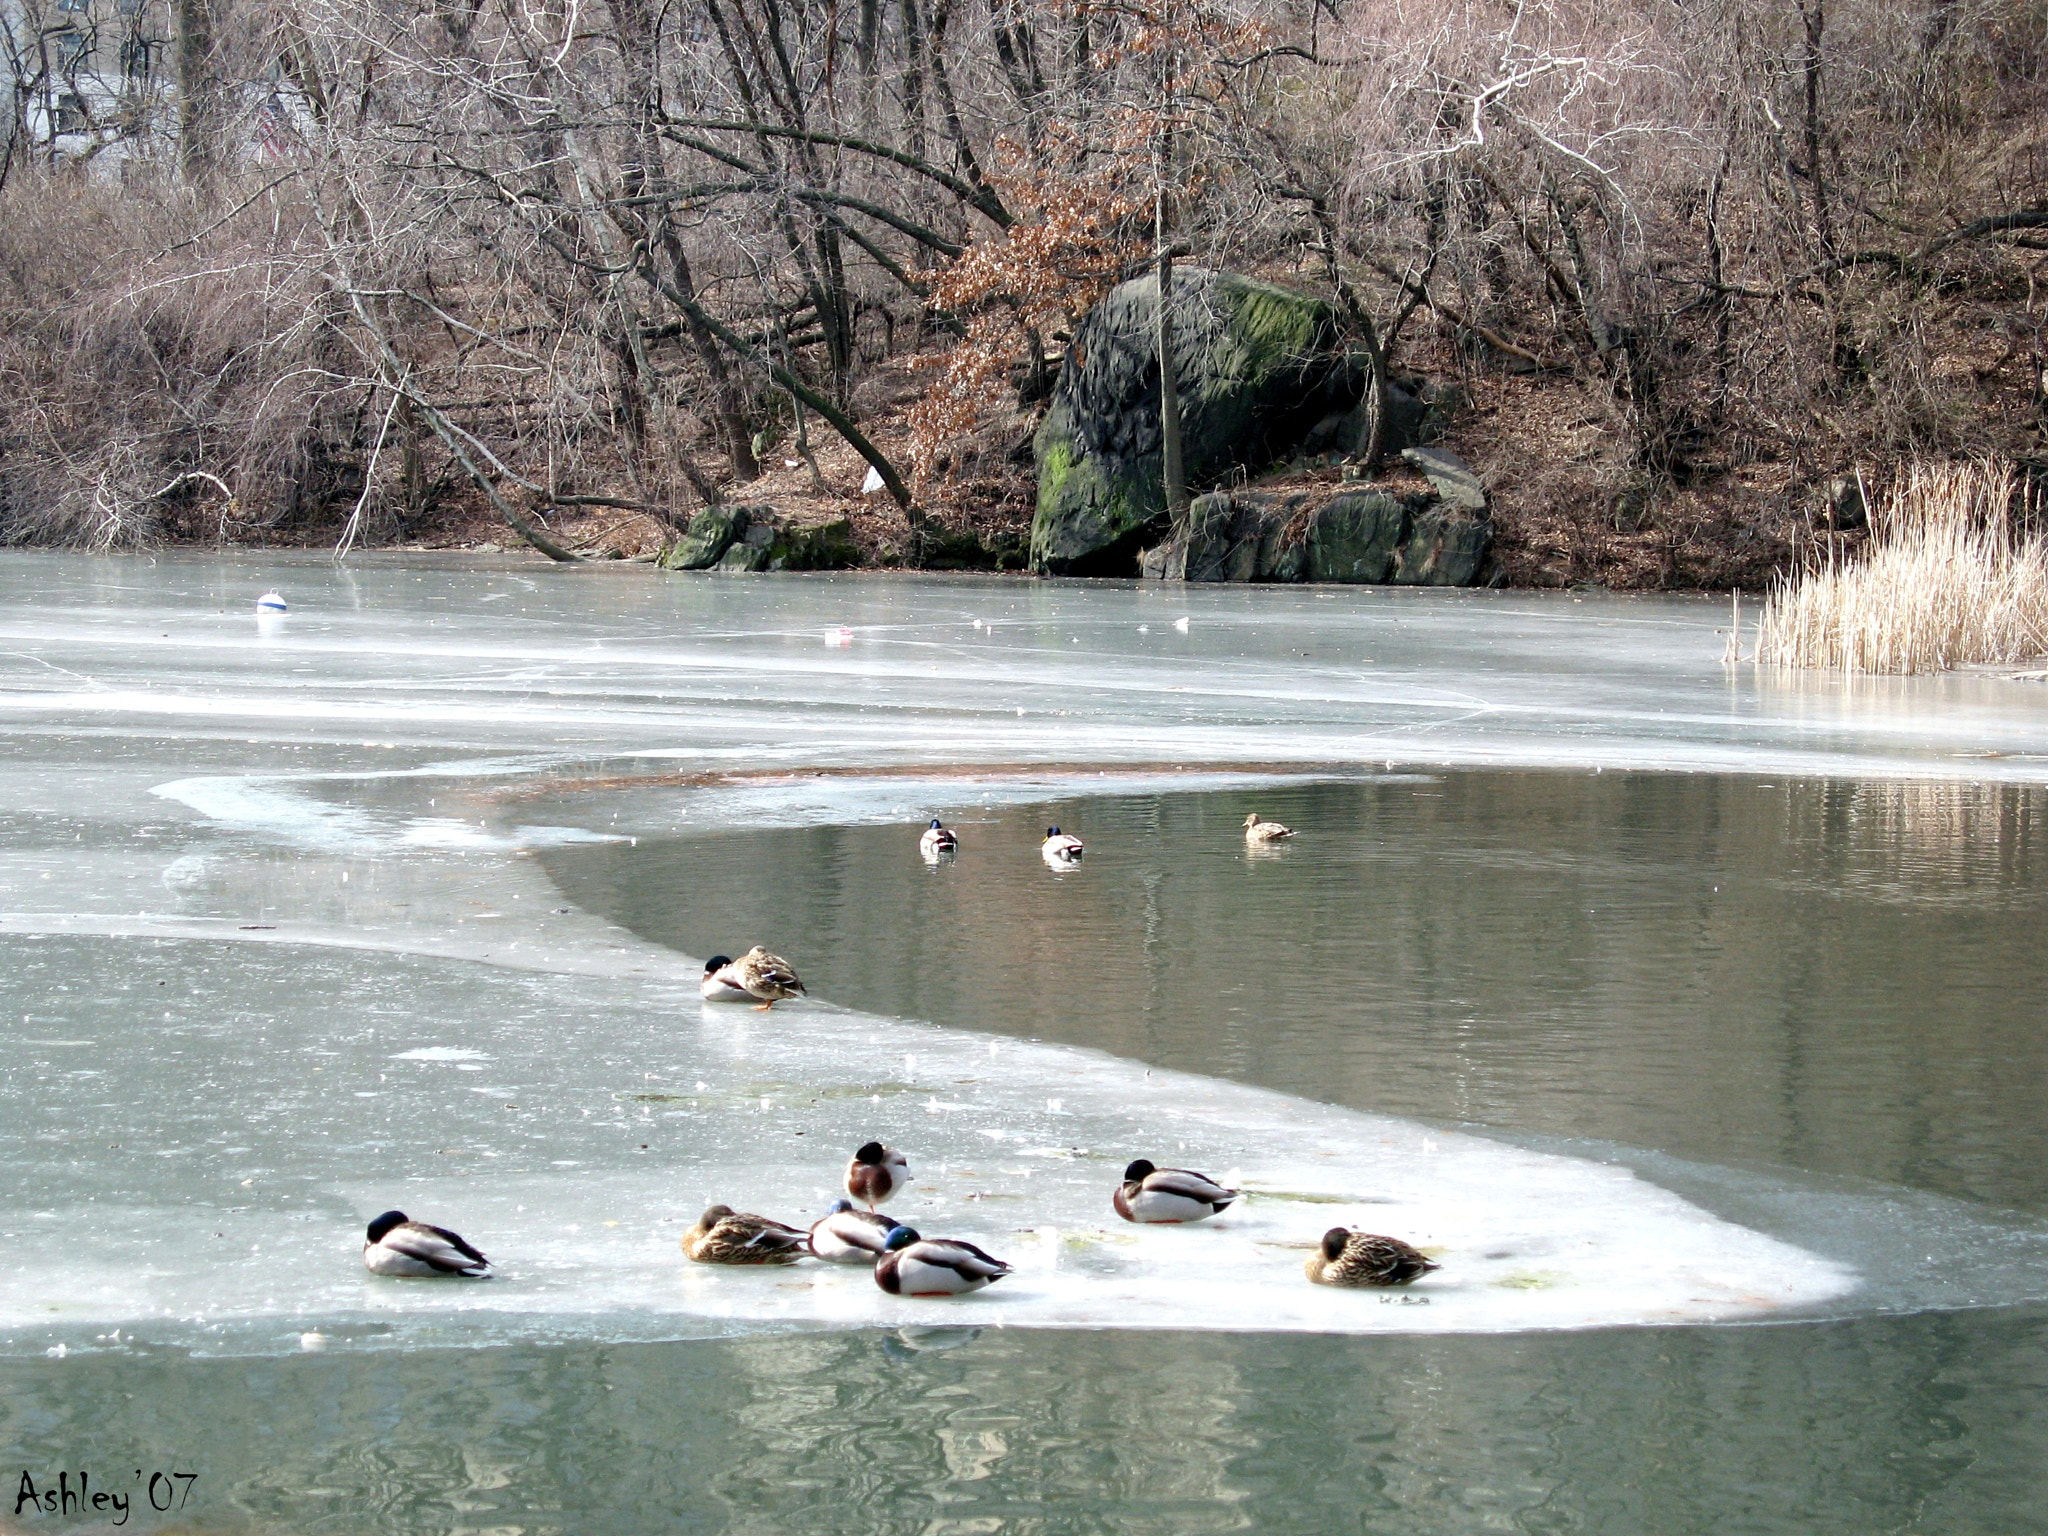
[3,551,2047,1532]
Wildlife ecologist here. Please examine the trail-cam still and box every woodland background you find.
[0,0,2043,586]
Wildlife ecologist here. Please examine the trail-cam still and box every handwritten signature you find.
[14,1470,196,1526]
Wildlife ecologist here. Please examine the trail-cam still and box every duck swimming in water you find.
[919,819,959,859]
[1242,813,1295,842]
[702,946,806,1009]
[699,955,754,1003]
[1041,826,1084,865]
[1111,1159,1238,1224]
[873,1227,1011,1296]
[808,1198,905,1264]
[361,1211,490,1277]
[681,1205,809,1265]
[1304,1228,1438,1287]
[845,1140,912,1209]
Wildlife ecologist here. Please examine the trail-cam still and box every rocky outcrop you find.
[658,506,858,574]
[1139,450,1491,587]
[659,504,764,569]
[774,517,859,571]
[1032,269,1366,575]
[1144,491,1287,582]
[1308,492,1409,583]
[1392,503,1491,586]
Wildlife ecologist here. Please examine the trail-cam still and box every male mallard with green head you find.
[699,955,753,1003]
[703,946,806,1009]
[361,1210,490,1277]
[1112,1159,1237,1224]
[873,1227,1012,1296]
[808,1199,906,1264]
[845,1141,912,1210]
[1041,827,1084,865]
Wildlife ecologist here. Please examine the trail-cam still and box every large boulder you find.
[660,503,768,570]
[1032,269,1364,575]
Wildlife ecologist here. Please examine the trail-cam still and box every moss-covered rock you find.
[661,504,764,570]
[1032,269,1364,575]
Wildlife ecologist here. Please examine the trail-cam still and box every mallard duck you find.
[361,1210,490,1277]
[704,946,806,1009]
[919,819,959,859]
[1041,826,1084,864]
[1243,813,1295,842]
[681,1204,809,1265]
[845,1140,912,1209]
[1304,1228,1438,1287]
[1112,1159,1238,1224]
[808,1198,905,1264]
[699,954,754,1003]
[873,1227,1012,1295]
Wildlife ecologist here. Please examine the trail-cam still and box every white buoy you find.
[256,591,287,613]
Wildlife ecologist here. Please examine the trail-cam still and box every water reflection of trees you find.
[6,1315,2041,1532]
[547,773,2048,1213]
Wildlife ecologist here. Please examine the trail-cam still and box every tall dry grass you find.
[1754,464,2048,673]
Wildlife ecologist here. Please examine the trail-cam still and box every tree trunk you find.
[600,0,761,482]
[174,0,218,188]
[1156,191,1188,524]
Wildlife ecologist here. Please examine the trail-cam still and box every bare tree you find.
[0,0,2038,577]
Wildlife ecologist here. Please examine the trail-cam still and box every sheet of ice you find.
[0,934,1851,1352]
[6,554,2048,1356]
[4,553,2048,785]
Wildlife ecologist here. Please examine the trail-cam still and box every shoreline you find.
[5,536,1789,595]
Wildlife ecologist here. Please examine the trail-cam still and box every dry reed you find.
[1753,464,2048,674]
